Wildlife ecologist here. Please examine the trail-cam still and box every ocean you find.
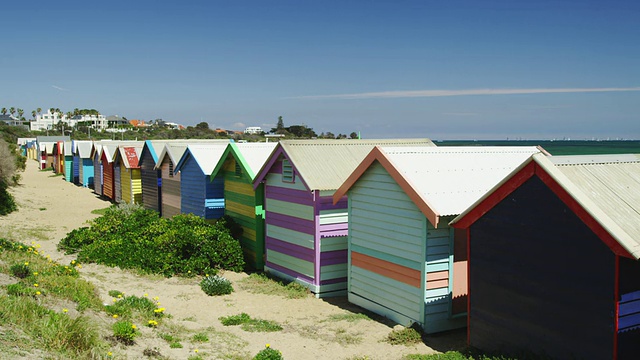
[435,140,640,156]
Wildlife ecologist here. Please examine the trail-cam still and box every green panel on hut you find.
[333,145,542,333]
[210,142,277,270]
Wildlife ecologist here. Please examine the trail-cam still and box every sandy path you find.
[1,160,463,359]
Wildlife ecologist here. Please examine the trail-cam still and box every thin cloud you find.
[51,85,68,91]
[293,87,640,100]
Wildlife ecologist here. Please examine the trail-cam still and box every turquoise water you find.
[435,140,640,156]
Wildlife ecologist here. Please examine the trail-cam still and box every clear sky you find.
[2,0,639,139]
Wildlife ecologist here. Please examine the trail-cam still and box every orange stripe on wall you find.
[352,252,421,288]
[426,271,449,282]
[426,279,449,290]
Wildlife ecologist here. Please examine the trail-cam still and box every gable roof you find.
[451,153,640,259]
[174,143,229,175]
[210,142,278,180]
[334,145,542,228]
[74,141,94,158]
[99,141,143,164]
[115,146,143,169]
[154,140,229,170]
[253,139,436,191]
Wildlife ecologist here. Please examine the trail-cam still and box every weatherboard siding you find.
[114,163,122,203]
[140,148,160,213]
[221,157,266,270]
[263,157,349,296]
[131,169,142,204]
[160,157,181,218]
[64,155,73,182]
[73,155,80,184]
[347,162,461,333]
[80,159,94,187]
[180,155,225,220]
[93,154,102,195]
[102,155,114,199]
[121,166,131,203]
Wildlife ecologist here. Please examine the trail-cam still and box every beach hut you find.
[252,139,435,297]
[101,144,118,200]
[174,143,229,220]
[210,142,277,270]
[74,141,94,187]
[139,140,174,213]
[63,141,73,182]
[52,141,64,174]
[450,154,640,359]
[333,146,543,333]
[36,136,70,170]
[114,146,143,204]
[91,142,105,196]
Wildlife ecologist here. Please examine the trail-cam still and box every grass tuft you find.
[238,273,309,299]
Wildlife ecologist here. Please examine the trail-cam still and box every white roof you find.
[278,139,435,191]
[179,143,229,175]
[545,154,640,257]
[74,141,93,158]
[154,140,229,170]
[233,142,278,178]
[380,146,542,217]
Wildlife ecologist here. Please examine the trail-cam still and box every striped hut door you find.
[618,290,640,333]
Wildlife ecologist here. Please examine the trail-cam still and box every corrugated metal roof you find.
[154,140,229,169]
[280,139,435,191]
[178,143,229,175]
[75,141,93,158]
[544,154,640,257]
[100,141,143,163]
[380,146,542,217]
[233,142,278,178]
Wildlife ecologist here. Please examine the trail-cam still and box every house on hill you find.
[451,153,640,359]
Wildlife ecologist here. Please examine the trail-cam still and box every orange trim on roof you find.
[333,146,440,227]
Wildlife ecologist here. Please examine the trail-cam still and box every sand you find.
[0,160,463,359]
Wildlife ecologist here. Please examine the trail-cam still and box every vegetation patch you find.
[325,312,372,323]
[253,344,283,360]
[238,273,309,299]
[58,204,245,277]
[220,313,283,332]
[386,326,423,346]
[200,274,233,296]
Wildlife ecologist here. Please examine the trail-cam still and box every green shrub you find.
[220,313,251,326]
[200,275,233,296]
[253,345,283,360]
[105,295,160,321]
[10,262,30,278]
[58,205,245,277]
[112,320,140,344]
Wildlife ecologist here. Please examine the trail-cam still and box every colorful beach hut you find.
[252,139,435,297]
[91,142,105,196]
[63,141,73,182]
[210,142,277,270]
[114,146,143,204]
[74,141,94,187]
[101,144,118,200]
[333,146,543,332]
[451,153,640,359]
[52,141,64,175]
[36,136,70,170]
[174,143,229,220]
[139,140,174,214]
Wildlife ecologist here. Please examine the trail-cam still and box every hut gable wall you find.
[161,157,181,218]
[114,162,122,203]
[139,147,160,212]
[101,153,114,199]
[93,153,102,195]
[348,162,427,326]
[469,176,615,359]
[264,157,317,285]
[180,154,207,217]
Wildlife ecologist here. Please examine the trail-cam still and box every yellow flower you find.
[144,293,148,297]
[266,343,270,348]
[24,262,28,266]
[131,325,137,329]
[36,244,41,248]
[77,264,82,268]
[71,260,76,264]
[33,284,38,287]
[107,351,112,357]
[117,294,122,298]
[36,291,41,295]
[63,308,68,313]
[33,272,38,276]
[153,296,159,301]
[112,299,117,303]
[194,349,199,353]
[156,302,161,306]
[113,314,118,319]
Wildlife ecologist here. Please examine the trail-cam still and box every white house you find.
[244,126,262,134]
[29,110,71,131]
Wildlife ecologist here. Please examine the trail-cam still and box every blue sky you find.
[2,0,639,139]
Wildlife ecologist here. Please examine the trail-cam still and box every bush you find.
[58,205,245,277]
[254,345,283,360]
[200,275,233,296]
[10,263,30,278]
[386,326,423,345]
[112,320,140,344]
